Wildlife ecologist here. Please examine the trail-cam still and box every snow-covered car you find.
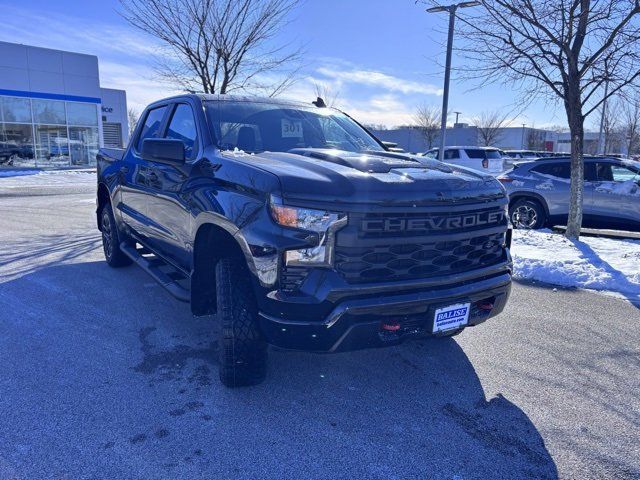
[423,146,505,175]
[498,156,640,231]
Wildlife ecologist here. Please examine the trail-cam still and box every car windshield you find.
[205,101,384,154]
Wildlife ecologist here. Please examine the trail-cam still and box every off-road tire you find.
[216,257,268,387]
[509,198,547,230]
[100,202,133,268]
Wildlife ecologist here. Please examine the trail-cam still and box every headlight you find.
[270,196,347,266]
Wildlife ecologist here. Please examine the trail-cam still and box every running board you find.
[120,242,190,303]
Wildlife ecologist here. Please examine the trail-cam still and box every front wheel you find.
[509,198,546,229]
[216,257,267,387]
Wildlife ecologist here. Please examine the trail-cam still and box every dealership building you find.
[0,41,128,168]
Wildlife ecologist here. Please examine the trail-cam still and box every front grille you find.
[335,206,507,284]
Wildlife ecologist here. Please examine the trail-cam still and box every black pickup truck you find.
[97,95,512,387]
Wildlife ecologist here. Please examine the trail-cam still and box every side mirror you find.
[141,138,185,164]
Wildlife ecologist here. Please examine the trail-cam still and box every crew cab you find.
[97,95,513,387]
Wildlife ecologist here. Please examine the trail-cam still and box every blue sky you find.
[1,0,571,128]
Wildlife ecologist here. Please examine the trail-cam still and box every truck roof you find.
[147,93,313,109]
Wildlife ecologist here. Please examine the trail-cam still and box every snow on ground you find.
[0,169,95,188]
[512,229,640,304]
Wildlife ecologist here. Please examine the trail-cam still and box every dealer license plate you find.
[433,303,470,333]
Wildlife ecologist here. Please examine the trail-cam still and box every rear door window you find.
[532,162,571,179]
[595,163,614,181]
[136,106,168,152]
[444,149,460,160]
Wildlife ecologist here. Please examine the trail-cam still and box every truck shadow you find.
[0,259,558,479]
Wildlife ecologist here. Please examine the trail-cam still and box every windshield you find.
[205,101,384,154]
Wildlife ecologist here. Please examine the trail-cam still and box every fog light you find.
[285,246,327,266]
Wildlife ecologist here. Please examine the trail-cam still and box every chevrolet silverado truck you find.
[97,95,512,387]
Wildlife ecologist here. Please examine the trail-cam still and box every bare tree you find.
[119,0,302,96]
[413,104,441,149]
[621,95,640,156]
[127,108,140,139]
[472,110,509,146]
[526,127,546,150]
[450,1,640,239]
[601,99,624,153]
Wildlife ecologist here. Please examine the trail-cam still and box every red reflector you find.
[478,302,494,311]
[498,177,513,183]
[381,322,401,331]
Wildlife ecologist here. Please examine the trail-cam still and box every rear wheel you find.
[510,198,546,229]
[216,257,267,387]
[100,203,132,268]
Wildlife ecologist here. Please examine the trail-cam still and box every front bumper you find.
[258,270,511,352]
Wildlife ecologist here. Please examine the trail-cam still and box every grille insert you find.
[335,232,505,284]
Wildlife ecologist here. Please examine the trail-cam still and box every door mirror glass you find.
[141,138,185,164]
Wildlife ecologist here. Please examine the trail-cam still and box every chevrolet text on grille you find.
[361,212,505,232]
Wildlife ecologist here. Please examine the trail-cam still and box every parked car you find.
[0,141,20,165]
[97,94,513,387]
[504,150,539,160]
[423,146,505,175]
[499,156,640,231]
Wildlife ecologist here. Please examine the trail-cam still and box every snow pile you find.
[0,169,95,188]
[595,180,639,196]
[512,229,640,303]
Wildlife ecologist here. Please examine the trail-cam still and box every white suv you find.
[423,146,505,175]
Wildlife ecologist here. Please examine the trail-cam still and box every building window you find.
[35,125,69,165]
[69,126,99,165]
[1,97,32,123]
[67,102,98,127]
[33,99,67,125]
[0,95,100,168]
[0,123,34,165]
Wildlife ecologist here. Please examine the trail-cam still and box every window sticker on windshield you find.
[281,119,303,138]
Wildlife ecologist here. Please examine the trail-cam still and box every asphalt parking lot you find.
[0,182,638,479]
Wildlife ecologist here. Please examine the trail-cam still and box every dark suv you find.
[97,95,513,387]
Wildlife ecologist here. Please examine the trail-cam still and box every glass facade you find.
[0,95,99,168]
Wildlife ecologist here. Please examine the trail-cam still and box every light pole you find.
[454,111,462,124]
[426,1,480,162]
[521,123,527,149]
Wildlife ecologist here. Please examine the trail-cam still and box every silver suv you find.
[499,157,640,231]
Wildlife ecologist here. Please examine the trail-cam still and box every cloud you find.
[0,4,157,59]
[316,66,442,96]
[97,62,179,112]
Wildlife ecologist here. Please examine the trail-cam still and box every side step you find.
[120,242,190,302]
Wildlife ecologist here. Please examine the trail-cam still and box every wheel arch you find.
[96,182,111,231]
[191,222,246,316]
[508,191,550,217]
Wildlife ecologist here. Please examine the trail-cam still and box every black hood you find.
[222,148,505,206]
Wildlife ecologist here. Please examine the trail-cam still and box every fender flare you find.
[192,212,275,288]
